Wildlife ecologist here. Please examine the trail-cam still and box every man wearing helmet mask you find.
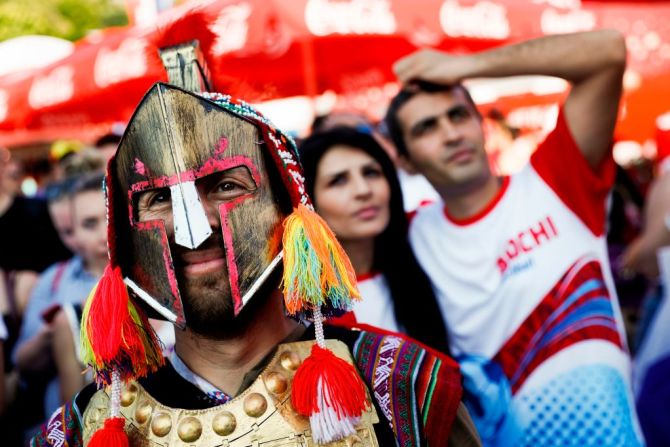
[32,33,479,447]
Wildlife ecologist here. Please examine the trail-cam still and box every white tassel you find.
[309,377,360,443]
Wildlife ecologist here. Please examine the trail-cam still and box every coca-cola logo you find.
[305,0,396,36]
[440,0,510,40]
[532,0,581,9]
[28,66,74,109]
[211,3,252,55]
[0,90,7,122]
[541,8,595,34]
[94,37,148,88]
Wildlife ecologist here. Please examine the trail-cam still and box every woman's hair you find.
[298,127,449,353]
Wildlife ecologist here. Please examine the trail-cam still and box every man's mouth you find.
[446,147,476,164]
[181,248,226,275]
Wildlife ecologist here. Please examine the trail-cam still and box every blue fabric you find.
[637,355,670,447]
[516,364,643,446]
[459,355,523,447]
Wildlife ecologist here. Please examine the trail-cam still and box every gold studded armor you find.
[83,340,379,446]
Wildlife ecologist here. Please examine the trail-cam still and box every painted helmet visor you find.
[110,83,284,328]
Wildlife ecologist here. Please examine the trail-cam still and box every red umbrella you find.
[0,0,668,147]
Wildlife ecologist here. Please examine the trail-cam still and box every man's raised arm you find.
[394,30,627,169]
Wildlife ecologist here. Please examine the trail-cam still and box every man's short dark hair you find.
[384,81,477,157]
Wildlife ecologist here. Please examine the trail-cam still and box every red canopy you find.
[0,0,669,146]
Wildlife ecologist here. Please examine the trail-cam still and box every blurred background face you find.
[313,145,390,243]
[48,198,78,253]
[1,160,23,196]
[71,190,108,271]
[398,89,490,193]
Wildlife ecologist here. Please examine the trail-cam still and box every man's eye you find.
[217,182,240,192]
[152,190,171,204]
[449,107,470,123]
[412,120,435,137]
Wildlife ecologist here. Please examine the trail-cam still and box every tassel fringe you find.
[292,310,370,444]
[87,417,129,447]
[81,265,164,385]
[281,204,360,315]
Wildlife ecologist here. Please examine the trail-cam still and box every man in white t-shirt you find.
[384,30,643,446]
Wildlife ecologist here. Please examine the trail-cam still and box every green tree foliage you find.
[0,0,128,42]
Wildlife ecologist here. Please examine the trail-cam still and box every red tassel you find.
[292,344,369,442]
[86,266,134,362]
[292,344,369,419]
[88,417,129,447]
[82,265,164,384]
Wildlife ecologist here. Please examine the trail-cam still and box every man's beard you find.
[172,233,276,340]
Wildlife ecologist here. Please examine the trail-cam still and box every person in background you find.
[1,157,24,197]
[384,30,642,445]
[298,127,450,353]
[45,178,80,255]
[12,171,105,441]
[621,153,670,447]
[94,130,123,163]
[47,173,108,403]
[0,147,71,276]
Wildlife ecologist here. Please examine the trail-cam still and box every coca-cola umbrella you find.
[0,0,669,147]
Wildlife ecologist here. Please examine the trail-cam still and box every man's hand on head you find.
[393,49,477,86]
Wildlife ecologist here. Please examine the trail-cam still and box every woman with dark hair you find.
[298,127,449,353]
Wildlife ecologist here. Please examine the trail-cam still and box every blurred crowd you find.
[1,29,669,447]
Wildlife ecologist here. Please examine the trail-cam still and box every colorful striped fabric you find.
[352,326,463,447]
[32,400,83,447]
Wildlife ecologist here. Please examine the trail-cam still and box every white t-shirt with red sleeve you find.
[409,110,643,446]
[330,272,400,333]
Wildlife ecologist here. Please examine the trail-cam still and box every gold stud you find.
[279,351,301,371]
[151,412,172,437]
[212,411,236,436]
[243,393,268,418]
[264,371,288,395]
[120,383,138,407]
[134,401,152,424]
[177,416,202,443]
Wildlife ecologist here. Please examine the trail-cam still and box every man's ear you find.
[397,154,419,175]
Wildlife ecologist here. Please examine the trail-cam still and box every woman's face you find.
[313,145,391,242]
